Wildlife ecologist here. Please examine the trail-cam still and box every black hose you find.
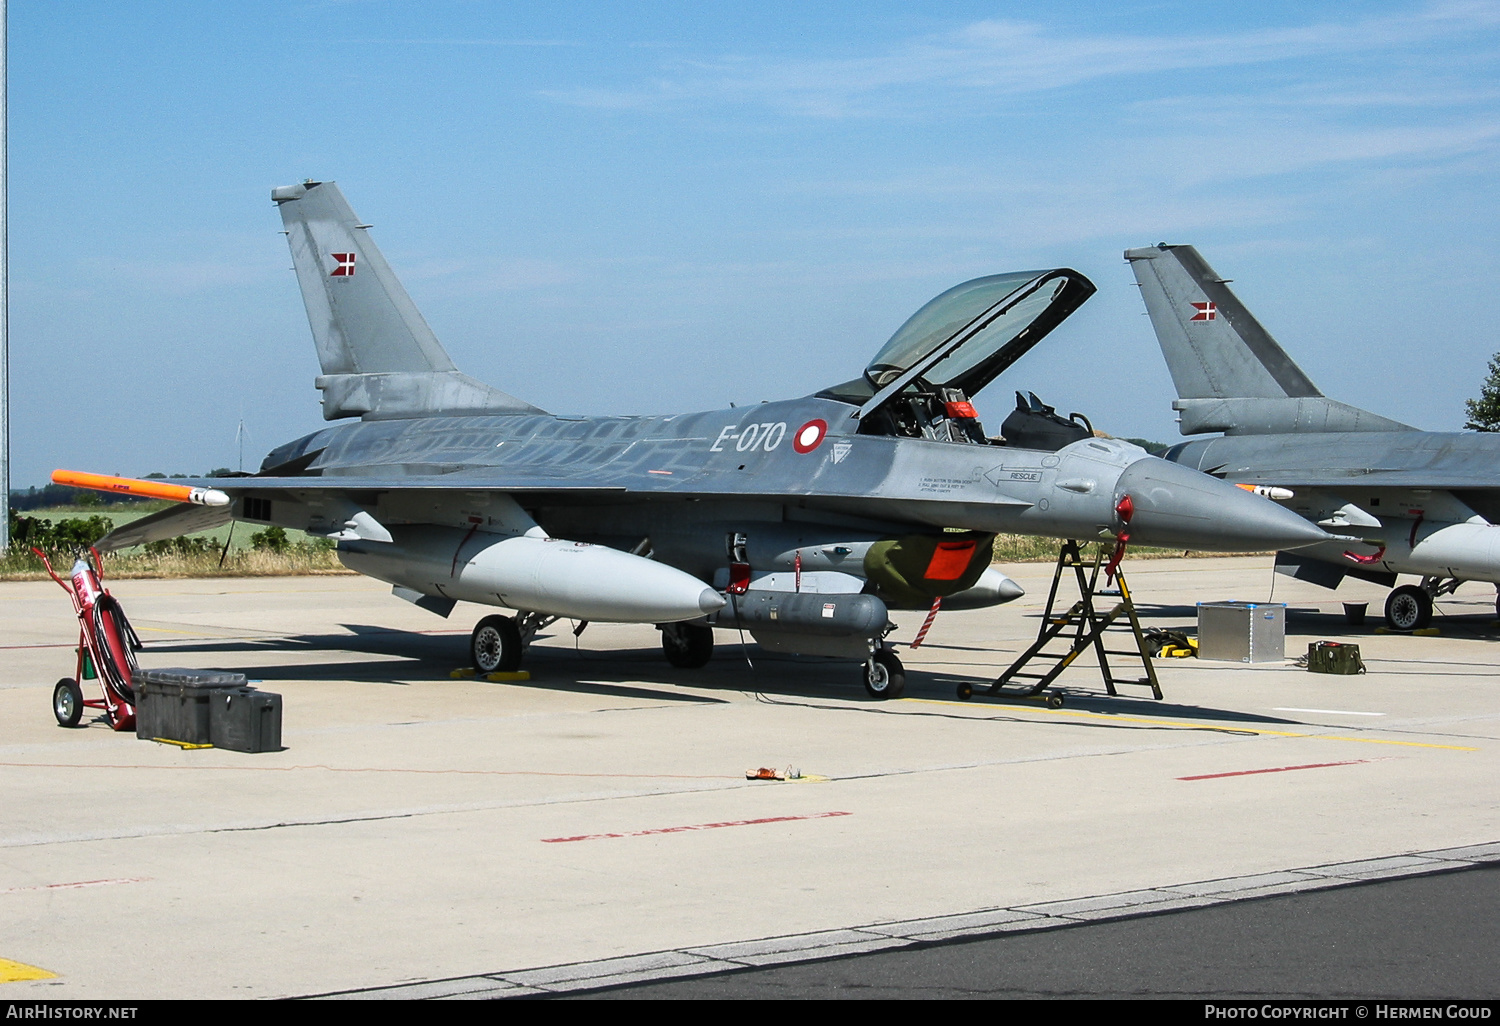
[90,595,140,701]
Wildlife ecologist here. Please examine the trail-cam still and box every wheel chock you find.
[484,671,531,682]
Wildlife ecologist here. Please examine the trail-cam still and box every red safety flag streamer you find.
[794,550,802,593]
[910,596,942,649]
[1344,544,1386,565]
[1105,494,1135,583]
[1105,537,1129,584]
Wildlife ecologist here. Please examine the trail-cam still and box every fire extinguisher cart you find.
[36,547,142,731]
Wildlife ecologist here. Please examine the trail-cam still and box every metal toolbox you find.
[1196,601,1286,662]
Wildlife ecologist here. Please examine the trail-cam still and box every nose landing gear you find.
[862,648,906,700]
[470,615,523,674]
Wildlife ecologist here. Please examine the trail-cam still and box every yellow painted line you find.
[1307,735,1474,750]
[0,958,57,983]
[900,698,1477,751]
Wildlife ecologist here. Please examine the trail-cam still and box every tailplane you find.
[1125,244,1407,435]
[273,180,544,421]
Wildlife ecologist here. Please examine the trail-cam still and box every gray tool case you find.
[134,668,281,751]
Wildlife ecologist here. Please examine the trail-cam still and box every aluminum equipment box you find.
[1197,601,1286,662]
[209,687,282,753]
[134,668,248,744]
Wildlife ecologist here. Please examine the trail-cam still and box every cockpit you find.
[819,268,1096,448]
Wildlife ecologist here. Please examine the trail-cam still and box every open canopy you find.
[867,269,1093,394]
[821,268,1095,409]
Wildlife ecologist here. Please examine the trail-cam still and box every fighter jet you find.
[52,184,1334,700]
[1127,243,1500,631]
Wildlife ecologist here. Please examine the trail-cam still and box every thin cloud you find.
[342,38,583,47]
[543,2,1500,117]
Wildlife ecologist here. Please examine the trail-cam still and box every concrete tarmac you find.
[0,557,1495,999]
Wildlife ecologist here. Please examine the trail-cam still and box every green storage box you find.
[1307,641,1366,675]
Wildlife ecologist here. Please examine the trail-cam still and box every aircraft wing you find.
[59,467,1035,505]
[96,502,234,551]
[1220,468,1500,492]
[69,468,1037,553]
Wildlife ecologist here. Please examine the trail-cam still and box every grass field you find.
[3,506,346,580]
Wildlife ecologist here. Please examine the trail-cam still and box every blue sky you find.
[9,1,1500,486]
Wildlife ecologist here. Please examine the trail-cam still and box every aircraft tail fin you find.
[1125,244,1408,435]
[272,180,544,421]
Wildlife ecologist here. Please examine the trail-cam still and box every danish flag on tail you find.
[330,252,356,277]
[1190,301,1216,321]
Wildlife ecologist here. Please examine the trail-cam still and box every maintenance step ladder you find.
[958,539,1163,705]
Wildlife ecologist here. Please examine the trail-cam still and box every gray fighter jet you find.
[1127,243,1500,631]
[57,184,1335,699]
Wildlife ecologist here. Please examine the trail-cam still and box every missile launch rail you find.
[958,540,1163,705]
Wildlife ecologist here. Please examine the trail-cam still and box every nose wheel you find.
[660,622,715,668]
[470,615,523,674]
[862,649,906,700]
[1384,585,1433,631]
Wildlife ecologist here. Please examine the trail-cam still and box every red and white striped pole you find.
[910,596,942,649]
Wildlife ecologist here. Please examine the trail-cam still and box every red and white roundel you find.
[792,419,828,454]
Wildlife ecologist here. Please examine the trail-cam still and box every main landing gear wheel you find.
[53,678,83,728]
[661,623,714,669]
[471,615,523,674]
[862,649,906,700]
[1385,585,1433,632]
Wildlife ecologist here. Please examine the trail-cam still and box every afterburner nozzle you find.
[1115,458,1333,552]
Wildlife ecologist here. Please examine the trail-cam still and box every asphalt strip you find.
[305,840,1500,1000]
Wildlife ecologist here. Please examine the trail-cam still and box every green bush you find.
[143,536,219,557]
[8,511,114,556]
[250,525,289,553]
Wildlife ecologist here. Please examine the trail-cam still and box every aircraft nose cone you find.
[699,587,727,614]
[1115,458,1332,552]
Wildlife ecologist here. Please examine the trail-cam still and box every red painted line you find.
[543,810,851,844]
[0,877,148,895]
[1179,760,1369,781]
